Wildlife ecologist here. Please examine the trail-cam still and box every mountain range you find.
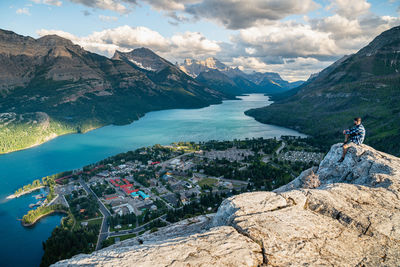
[0,28,306,154]
[178,57,304,96]
[246,25,400,156]
[0,29,228,154]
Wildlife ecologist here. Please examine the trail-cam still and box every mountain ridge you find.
[178,57,304,95]
[112,48,175,72]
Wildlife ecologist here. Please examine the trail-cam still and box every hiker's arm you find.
[349,127,363,136]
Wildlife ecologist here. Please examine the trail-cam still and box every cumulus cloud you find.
[310,14,400,52]
[234,15,400,60]
[233,22,338,60]
[231,57,268,71]
[230,56,332,81]
[16,7,31,15]
[328,0,370,19]
[37,25,220,62]
[222,11,400,80]
[38,26,167,55]
[185,0,319,29]
[170,31,220,58]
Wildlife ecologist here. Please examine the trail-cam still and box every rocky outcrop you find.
[52,215,263,266]
[53,143,400,266]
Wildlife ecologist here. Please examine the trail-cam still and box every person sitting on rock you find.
[338,117,366,163]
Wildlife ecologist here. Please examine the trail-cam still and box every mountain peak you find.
[203,57,227,70]
[179,56,302,94]
[183,58,194,65]
[0,29,34,42]
[37,34,75,47]
[179,57,229,77]
[0,29,79,58]
[358,25,400,57]
[301,25,400,90]
[131,47,158,56]
[112,47,173,72]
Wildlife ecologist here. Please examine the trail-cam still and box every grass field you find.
[198,178,218,187]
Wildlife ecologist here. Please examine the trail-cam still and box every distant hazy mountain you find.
[246,25,400,155]
[0,29,228,154]
[195,69,247,96]
[250,72,304,89]
[179,57,229,77]
[178,57,304,95]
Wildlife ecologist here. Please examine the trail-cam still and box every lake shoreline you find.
[0,93,305,267]
[6,186,45,200]
[0,97,240,155]
[21,210,68,227]
[0,126,100,156]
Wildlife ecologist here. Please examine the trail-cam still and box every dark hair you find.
[354,117,362,122]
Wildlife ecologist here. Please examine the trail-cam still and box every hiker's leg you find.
[339,143,350,162]
[344,134,349,143]
[341,143,349,159]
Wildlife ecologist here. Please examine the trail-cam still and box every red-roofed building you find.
[122,178,131,185]
[123,188,139,194]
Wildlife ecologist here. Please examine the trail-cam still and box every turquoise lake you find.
[0,94,304,266]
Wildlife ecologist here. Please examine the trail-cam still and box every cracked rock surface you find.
[53,144,400,266]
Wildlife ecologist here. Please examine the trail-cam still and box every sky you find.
[1,0,399,81]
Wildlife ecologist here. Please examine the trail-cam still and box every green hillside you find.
[246,26,400,155]
[0,30,227,154]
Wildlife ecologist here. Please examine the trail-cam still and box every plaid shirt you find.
[345,124,365,145]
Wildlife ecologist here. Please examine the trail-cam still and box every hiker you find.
[338,117,365,162]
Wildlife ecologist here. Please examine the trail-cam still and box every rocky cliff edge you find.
[53,143,400,266]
